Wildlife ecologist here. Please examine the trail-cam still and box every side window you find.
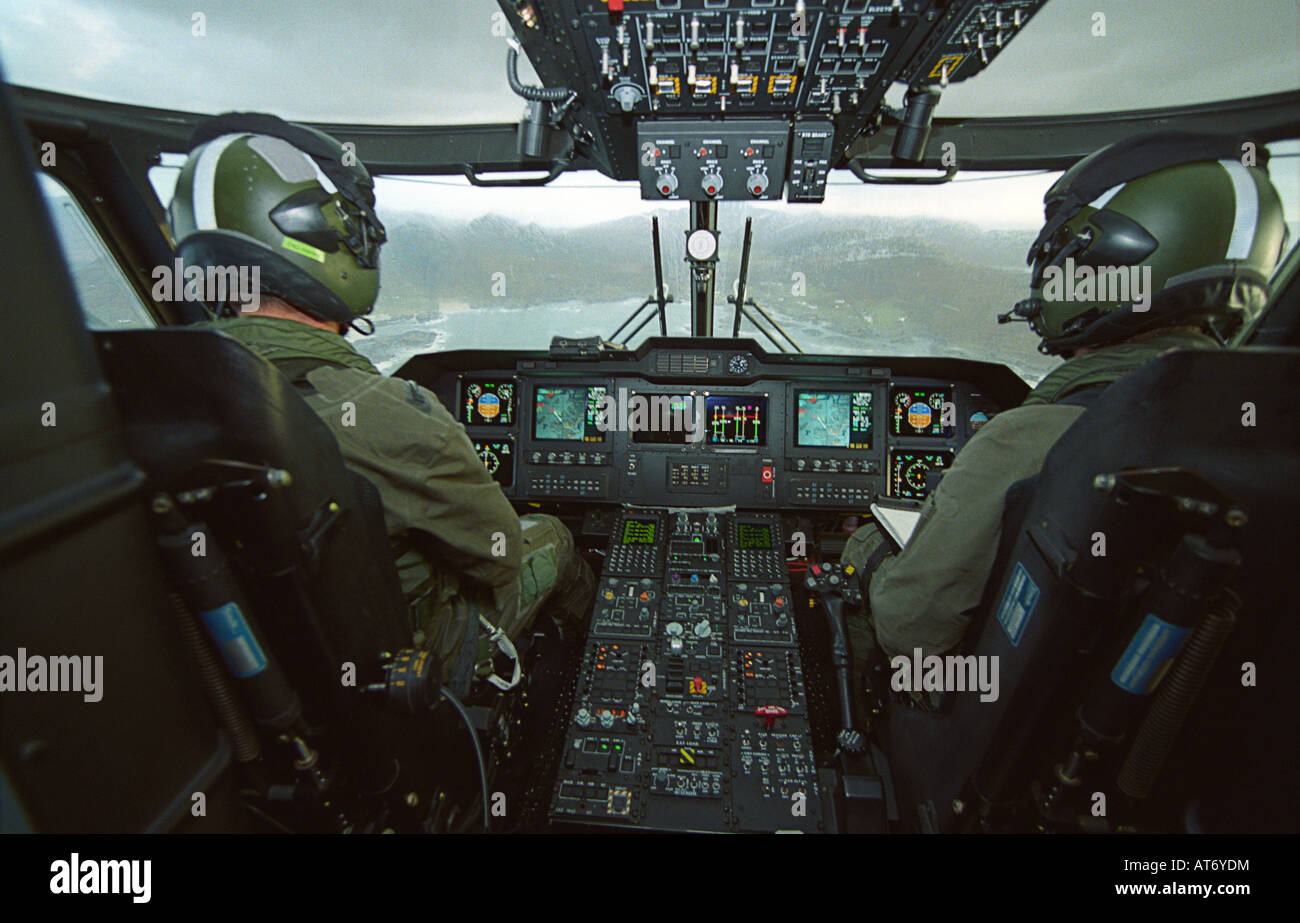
[37,173,155,331]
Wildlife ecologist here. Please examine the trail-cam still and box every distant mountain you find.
[369,206,1057,382]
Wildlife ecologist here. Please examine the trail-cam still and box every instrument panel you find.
[413,339,1025,510]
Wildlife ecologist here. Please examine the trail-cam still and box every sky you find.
[20,0,1299,236]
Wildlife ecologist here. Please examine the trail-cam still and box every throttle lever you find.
[805,562,867,755]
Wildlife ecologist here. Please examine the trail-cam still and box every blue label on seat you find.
[200,602,268,678]
[1111,614,1189,694]
[996,562,1039,648]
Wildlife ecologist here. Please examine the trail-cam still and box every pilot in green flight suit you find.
[841,131,1289,692]
[165,113,594,694]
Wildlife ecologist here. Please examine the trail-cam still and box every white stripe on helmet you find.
[191,133,246,231]
[1218,158,1259,261]
[1088,182,1126,210]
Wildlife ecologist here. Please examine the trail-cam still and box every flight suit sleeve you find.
[303,366,522,590]
[868,403,1085,659]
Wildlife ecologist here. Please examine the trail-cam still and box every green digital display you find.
[737,523,772,550]
[621,519,658,545]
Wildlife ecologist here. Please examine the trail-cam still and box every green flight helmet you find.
[168,112,387,329]
[1004,131,1288,355]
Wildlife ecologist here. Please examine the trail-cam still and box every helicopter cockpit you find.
[1,0,1297,844]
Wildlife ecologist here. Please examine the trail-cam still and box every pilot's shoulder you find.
[304,366,455,425]
[952,402,1088,461]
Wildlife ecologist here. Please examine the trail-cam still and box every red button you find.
[761,465,774,483]
[608,0,624,10]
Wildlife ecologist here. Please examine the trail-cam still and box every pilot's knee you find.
[841,522,886,572]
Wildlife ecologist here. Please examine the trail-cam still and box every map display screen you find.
[705,395,767,446]
[461,378,515,426]
[889,387,954,438]
[794,390,873,449]
[533,385,608,442]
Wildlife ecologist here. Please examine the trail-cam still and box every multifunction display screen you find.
[889,450,954,500]
[534,385,608,442]
[889,387,954,438]
[705,395,768,446]
[621,519,658,544]
[794,390,873,449]
[472,439,514,487]
[736,522,774,550]
[629,394,701,444]
[461,378,515,426]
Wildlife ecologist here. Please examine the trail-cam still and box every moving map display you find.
[534,385,608,442]
[794,390,873,449]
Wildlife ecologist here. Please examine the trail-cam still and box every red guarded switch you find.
[608,0,624,11]
[761,464,775,484]
[755,705,788,728]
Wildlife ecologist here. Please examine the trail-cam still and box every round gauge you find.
[903,459,929,493]
[728,354,750,375]
[477,444,500,474]
[686,228,718,261]
[498,384,513,402]
[466,383,481,399]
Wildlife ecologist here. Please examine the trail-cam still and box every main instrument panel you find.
[401,337,1025,510]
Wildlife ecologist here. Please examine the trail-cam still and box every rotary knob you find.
[748,171,769,196]
[575,708,592,727]
[599,711,615,729]
[694,619,712,639]
[657,171,678,197]
[701,172,724,196]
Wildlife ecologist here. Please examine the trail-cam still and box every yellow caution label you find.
[655,76,681,96]
[929,54,965,79]
[768,74,798,95]
[736,75,759,94]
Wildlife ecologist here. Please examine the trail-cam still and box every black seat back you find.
[92,327,420,791]
[0,76,243,831]
[884,346,1300,832]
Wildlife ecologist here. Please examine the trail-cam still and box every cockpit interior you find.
[1,0,1297,842]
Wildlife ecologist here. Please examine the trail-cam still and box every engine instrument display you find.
[889,450,954,500]
[629,394,701,445]
[472,439,514,487]
[461,378,515,426]
[794,390,873,449]
[889,387,954,438]
[534,385,608,442]
[705,395,767,446]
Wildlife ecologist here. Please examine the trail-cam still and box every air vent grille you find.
[656,353,710,375]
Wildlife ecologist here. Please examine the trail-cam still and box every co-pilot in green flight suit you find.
[841,329,1219,671]
[209,316,594,693]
